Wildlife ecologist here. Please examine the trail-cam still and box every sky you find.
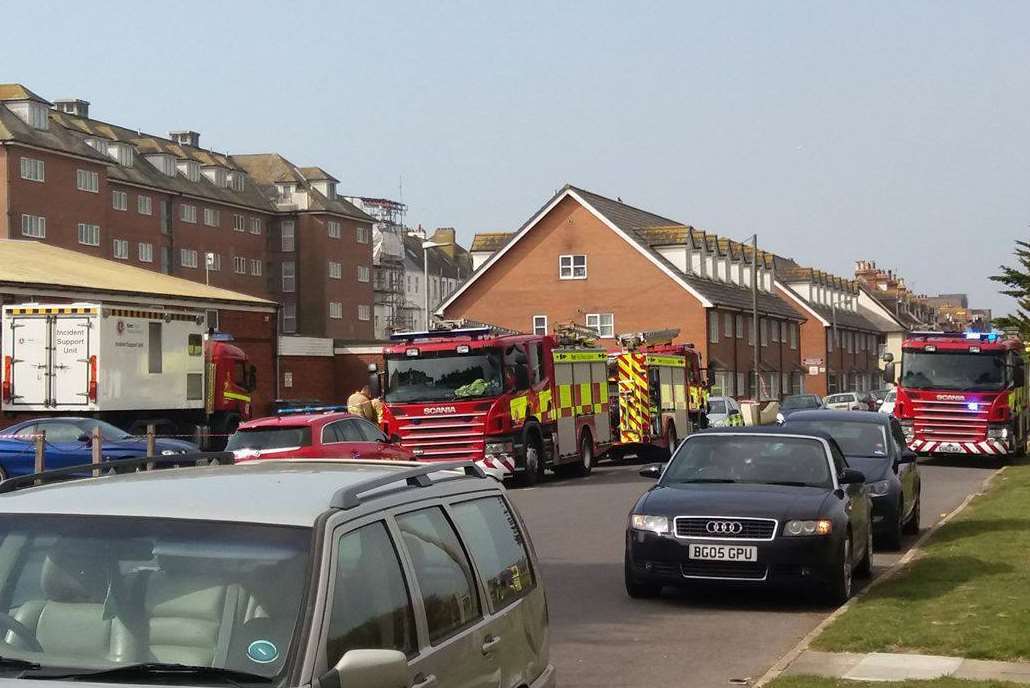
[5,1,1027,314]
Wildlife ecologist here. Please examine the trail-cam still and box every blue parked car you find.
[0,417,197,479]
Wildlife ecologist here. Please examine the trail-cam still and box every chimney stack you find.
[52,98,89,118]
[170,130,200,148]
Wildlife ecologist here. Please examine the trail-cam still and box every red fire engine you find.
[379,324,612,484]
[889,330,1028,457]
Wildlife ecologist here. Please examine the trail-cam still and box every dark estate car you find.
[782,410,921,549]
[776,394,826,423]
[626,427,873,604]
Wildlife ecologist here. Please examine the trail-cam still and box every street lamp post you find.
[422,240,444,329]
[736,234,761,400]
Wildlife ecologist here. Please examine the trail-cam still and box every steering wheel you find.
[0,612,44,653]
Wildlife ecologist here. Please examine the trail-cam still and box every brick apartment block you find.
[0,84,375,339]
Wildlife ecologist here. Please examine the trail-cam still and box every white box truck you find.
[1,303,256,446]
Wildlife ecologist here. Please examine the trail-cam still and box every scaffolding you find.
[348,197,411,337]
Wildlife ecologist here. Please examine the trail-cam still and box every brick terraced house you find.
[439,184,805,401]
[0,84,374,339]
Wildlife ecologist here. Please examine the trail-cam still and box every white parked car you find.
[707,396,744,427]
[825,392,866,411]
[879,390,896,416]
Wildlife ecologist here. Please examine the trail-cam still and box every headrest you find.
[41,539,112,603]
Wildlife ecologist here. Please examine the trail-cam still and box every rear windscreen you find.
[226,427,312,451]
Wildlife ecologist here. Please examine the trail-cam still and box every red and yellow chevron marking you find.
[617,353,649,443]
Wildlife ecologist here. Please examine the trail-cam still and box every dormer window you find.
[145,154,177,177]
[277,183,295,202]
[312,180,336,199]
[107,142,134,167]
[202,166,227,188]
[227,171,246,192]
[84,138,108,155]
[177,160,201,183]
[9,101,49,130]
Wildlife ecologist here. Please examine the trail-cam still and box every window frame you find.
[179,204,197,223]
[358,304,371,321]
[112,238,129,260]
[138,242,154,263]
[19,157,44,182]
[328,221,341,239]
[356,225,370,244]
[328,261,342,280]
[329,302,343,319]
[558,254,587,280]
[75,169,99,193]
[532,315,547,336]
[112,190,128,211]
[77,223,100,247]
[137,194,152,216]
[20,214,45,239]
[357,265,370,283]
[709,312,719,344]
[585,312,614,338]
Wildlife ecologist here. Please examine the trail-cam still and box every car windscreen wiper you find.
[29,662,273,683]
[758,480,813,487]
[0,656,41,671]
[674,478,739,483]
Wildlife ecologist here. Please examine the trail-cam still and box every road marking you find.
[751,465,1007,688]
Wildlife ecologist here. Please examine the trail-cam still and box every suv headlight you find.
[630,514,670,535]
[869,479,890,497]
[783,519,832,536]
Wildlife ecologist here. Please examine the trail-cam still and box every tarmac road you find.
[508,456,998,688]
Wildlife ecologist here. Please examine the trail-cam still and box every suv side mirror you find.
[330,649,407,688]
[639,464,663,479]
[840,468,866,484]
[898,449,917,464]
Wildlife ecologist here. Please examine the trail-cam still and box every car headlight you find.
[869,479,890,497]
[161,449,177,456]
[783,519,832,536]
[776,412,785,424]
[630,514,670,535]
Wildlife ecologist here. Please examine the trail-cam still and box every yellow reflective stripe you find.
[223,391,251,402]
[559,385,573,410]
[538,389,552,413]
[580,383,592,405]
[645,355,685,367]
[510,395,528,422]
[553,351,607,363]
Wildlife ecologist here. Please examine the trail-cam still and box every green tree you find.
[990,240,1030,337]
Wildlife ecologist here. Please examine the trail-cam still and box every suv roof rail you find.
[330,460,487,510]
[0,452,234,495]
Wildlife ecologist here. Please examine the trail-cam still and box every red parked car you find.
[225,412,414,462]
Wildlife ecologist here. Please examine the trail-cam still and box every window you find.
[586,312,614,338]
[358,304,371,321]
[205,253,221,271]
[328,221,341,239]
[112,239,128,260]
[724,312,733,337]
[281,262,296,292]
[780,321,788,344]
[112,190,127,211]
[137,194,152,215]
[19,158,44,182]
[770,320,779,343]
[532,315,548,336]
[281,221,295,252]
[356,225,369,243]
[329,302,343,319]
[20,214,45,239]
[138,242,153,263]
[233,256,247,274]
[179,204,197,223]
[736,314,744,339]
[250,258,262,276]
[709,312,719,344]
[737,371,747,398]
[180,248,198,268]
[792,371,804,395]
[75,169,99,193]
[233,214,245,232]
[77,223,100,246]
[452,497,536,611]
[827,329,834,352]
[249,217,262,235]
[396,508,481,644]
[148,322,163,374]
[160,246,170,273]
[282,303,297,333]
[760,318,768,347]
[203,208,219,227]
[328,261,342,279]
[790,323,798,350]
[559,254,587,279]
[357,265,370,283]
[326,522,417,664]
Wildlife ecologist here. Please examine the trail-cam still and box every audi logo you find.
[706,520,743,535]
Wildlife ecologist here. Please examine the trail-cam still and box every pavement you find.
[507,456,999,688]
[785,649,1030,683]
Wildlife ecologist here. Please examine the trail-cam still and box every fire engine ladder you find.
[617,328,680,351]
[554,322,599,347]
[429,318,521,336]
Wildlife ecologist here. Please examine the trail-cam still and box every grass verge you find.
[769,676,1022,688]
[813,463,1030,661]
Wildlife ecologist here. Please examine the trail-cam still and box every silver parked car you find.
[0,455,554,688]
[825,392,866,411]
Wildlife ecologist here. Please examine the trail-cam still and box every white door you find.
[8,318,49,406]
[52,317,91,406]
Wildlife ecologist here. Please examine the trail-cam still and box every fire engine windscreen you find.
[900,351,1006,392]
[385,350,503,403]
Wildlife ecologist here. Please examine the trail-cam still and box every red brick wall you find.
[442,196,709,356]
[334,351,384,400]
[278,351,384,407]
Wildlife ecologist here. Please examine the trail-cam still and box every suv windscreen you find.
[227,427,312,451]
[664,435,832,488]
[0,514,310,677]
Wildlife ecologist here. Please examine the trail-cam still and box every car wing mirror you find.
[328,649,407,688]
[389,433,403,444]
[840,468,865,484]
[639,464,663,479]
[898,449,917,464]
[77,432,92,444]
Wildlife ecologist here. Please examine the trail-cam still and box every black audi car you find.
[625,426,873,604]
[782,410,921,549]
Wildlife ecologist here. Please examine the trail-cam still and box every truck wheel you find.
[572,431,593,477]
[515,434,544,487]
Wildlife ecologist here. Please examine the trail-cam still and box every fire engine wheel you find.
[572,432,594,477]
[515,436,544,487]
